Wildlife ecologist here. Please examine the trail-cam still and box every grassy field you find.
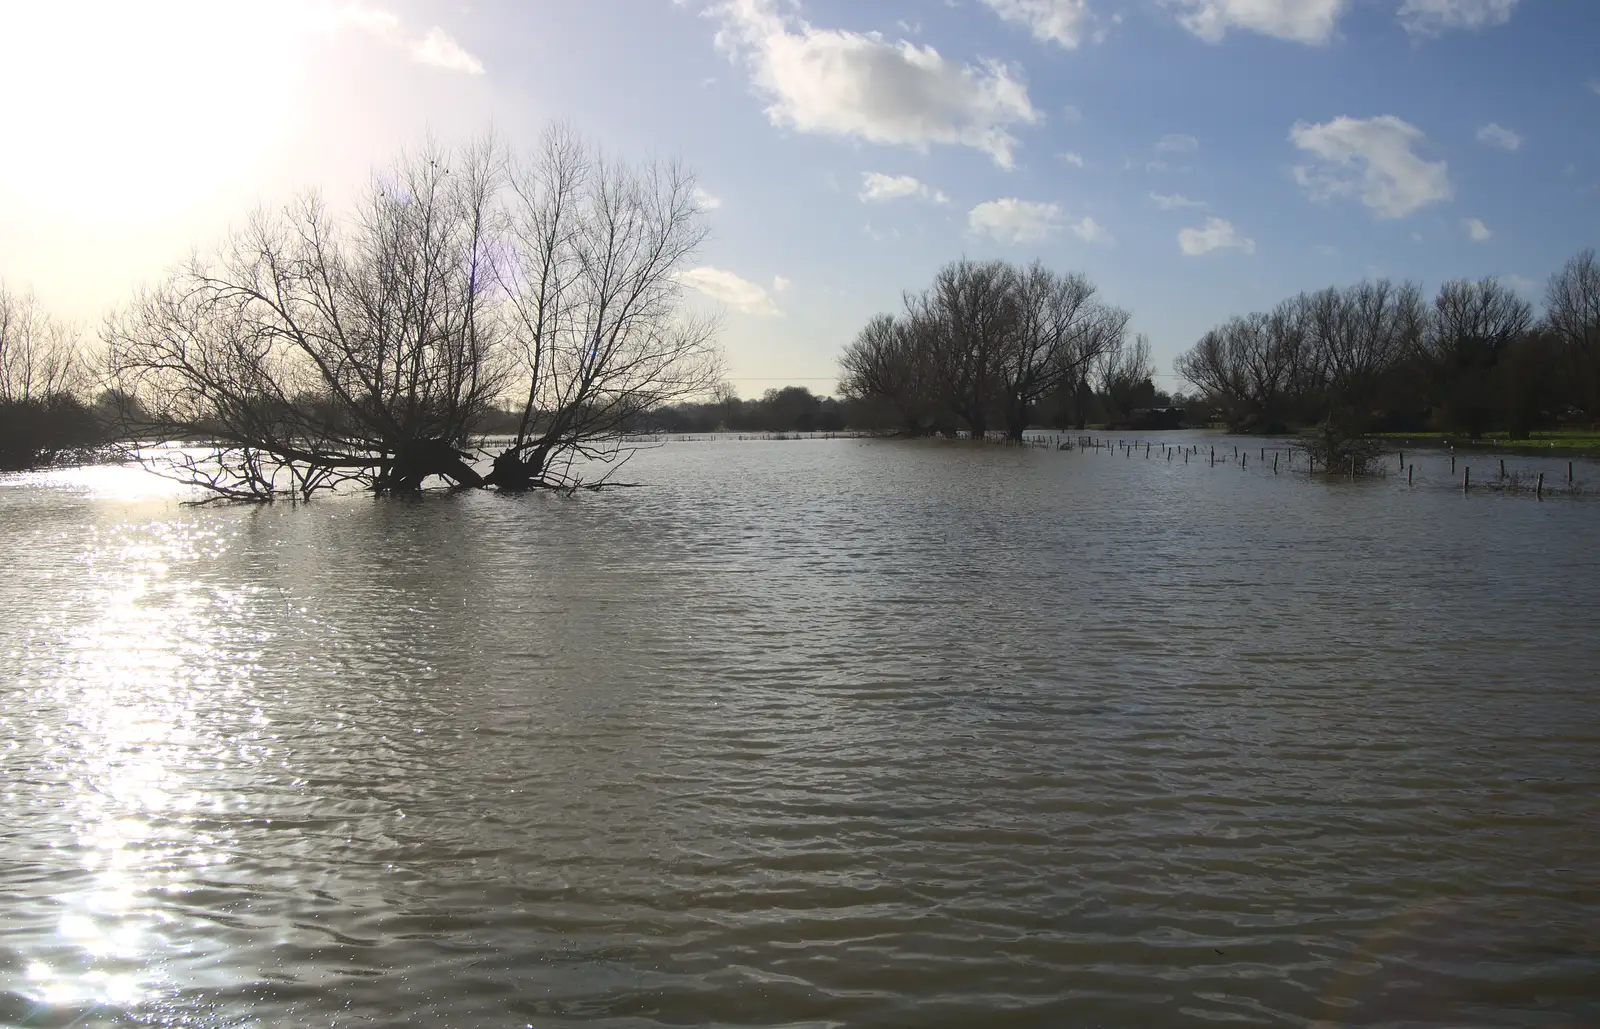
[1368,430,1600,455]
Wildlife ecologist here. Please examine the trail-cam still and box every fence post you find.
[1537,472,1544,499]
[1464,466,1470,493]
[1408,464,1413,485]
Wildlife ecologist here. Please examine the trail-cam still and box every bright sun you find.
[0,1,314,225]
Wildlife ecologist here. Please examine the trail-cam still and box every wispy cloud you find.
[409,26,484,74]
[981,0,1097,50]
[1398,0,1519,36]
[859,172,949,204]
[1156,133,1199,153]
[1475,122,1521,151]
[1150,191,1205,210]
[317,4,485,74]
[1179,217,1255,255]
[679,266,784,317]
[1166,0,1348,45]
[1464,217,1492,242]
[1060,151,1085,168]
[968,198,1062,243]
[1071,216,1113,244]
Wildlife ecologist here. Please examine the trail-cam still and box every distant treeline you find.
[1175,248,1600,437]
[833,258,1159,439]
[0,284,109,471]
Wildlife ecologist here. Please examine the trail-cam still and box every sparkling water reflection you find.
[1,434,1597,1028]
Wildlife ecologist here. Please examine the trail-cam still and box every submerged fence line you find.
[948,431,1594,500]
[625,429,1593,499]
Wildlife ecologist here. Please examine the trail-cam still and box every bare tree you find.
[1098,332,1155,424]
[104,129,720,499]
[911,258,1018,439]
[999,261,1126,440]
[1424,277,1533,436]
[1545,248,1600,417]
[485,125,720,490]
[839,313,936,434]
[0,283,84,402]
[0,283,102,471]
[1175,313,1292,431]
[1309,279,1426,428]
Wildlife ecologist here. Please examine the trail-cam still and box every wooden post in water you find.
[1408,464,1413,485]
[1569,461,1574,484]
[1349,456,1355,481]
[1537,472,1544,499]
[1500,458,1506,478]
[1451,455,1456,474]
[1464,466,1470,493]
[1274,453,1279,474]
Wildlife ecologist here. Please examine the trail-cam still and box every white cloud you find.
[981,0,1095,50]
[1179,217,1256,255]
[968,198,1062,243]
[1508,274,1538,295]
[1166,0,1347,44]
[1150,191,1205,210]
[1464,218,1492,241]
[315,5,485,74]
[1475,122,1521,151]
[408,26,484,74]
[1071,216,1113,244]
[859,172,949,203]
[679,266,784,317]
[693,187,723,209]
[712,0,1040,167]
[1060,151,1085,167]
[1398,0,1518,35]
[1061,104,1084,123]
[1156,133,1199,153]
[1289,115,1452,219]
[772,275,791,292]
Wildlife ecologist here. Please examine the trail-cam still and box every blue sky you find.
[1,0,1596,396]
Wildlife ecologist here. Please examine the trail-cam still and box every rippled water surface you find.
[2,434,1598,1028]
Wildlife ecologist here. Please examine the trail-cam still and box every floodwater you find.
[2,432,1597,1028]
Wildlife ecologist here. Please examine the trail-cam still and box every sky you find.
[0,0,1597,397]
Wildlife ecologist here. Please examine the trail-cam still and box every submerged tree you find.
[1000,262,1126,439]
[485,126,719,489]
[104,129,721,499]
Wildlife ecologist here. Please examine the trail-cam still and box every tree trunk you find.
[380,438,484,491]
